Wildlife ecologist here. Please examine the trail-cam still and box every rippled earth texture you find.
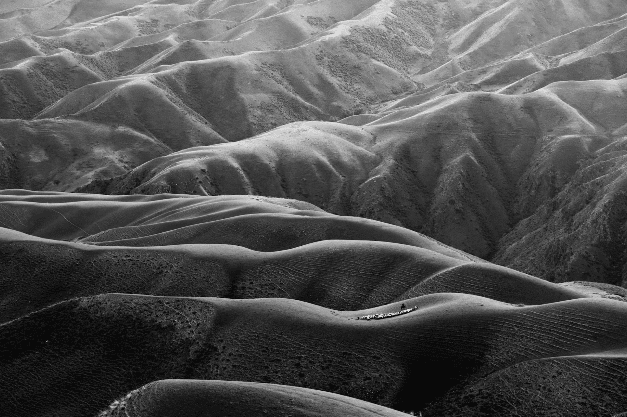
[2,1,627,416]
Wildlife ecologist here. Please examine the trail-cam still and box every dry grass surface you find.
[4,1,627,416]
[3,292,627,416]
[1,191,627,416]
[99,379,411,417]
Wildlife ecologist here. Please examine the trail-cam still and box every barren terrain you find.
[2,1,627,416]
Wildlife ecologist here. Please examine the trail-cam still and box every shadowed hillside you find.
[83,76,627,263]
[3,293,627,416]
[3,1,627,267]
[1,191,627,417]
[4,1,627,416]
[99,380,412,417]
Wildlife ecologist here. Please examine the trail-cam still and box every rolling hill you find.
[2,1,627,268]
[3,292,627,416]
[99,380,412,417]
[3,1,627,416]
[83,75,627,265]
[1,190,627,416]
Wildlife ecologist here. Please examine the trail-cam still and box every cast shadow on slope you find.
[4,190,619,324]
[2,293,627,416]
[99,379,411,417]
[80,75,627,266]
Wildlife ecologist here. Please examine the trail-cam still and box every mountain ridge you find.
[3,1,627,416]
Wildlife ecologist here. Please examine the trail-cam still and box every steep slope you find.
[87,76,627,260]
[3,0,627,213]
[38,0,627,144]
[79,122,380,210]
[0,116,224,191]
[500,49,627,94]
[0,51,102,119]
[0,118,177,191]
[5,2,627,417]
[494,136,627,286]
[414,0,627,83]
[513,12,627,59]
[560,25,627,64]
[37,77,227,147]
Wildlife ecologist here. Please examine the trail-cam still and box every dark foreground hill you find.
[3,293,627,417]
[3,1,627,416]
[1,191,627,416]
[99,380,412,417]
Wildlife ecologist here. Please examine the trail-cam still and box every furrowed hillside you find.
[3,1,627,416]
